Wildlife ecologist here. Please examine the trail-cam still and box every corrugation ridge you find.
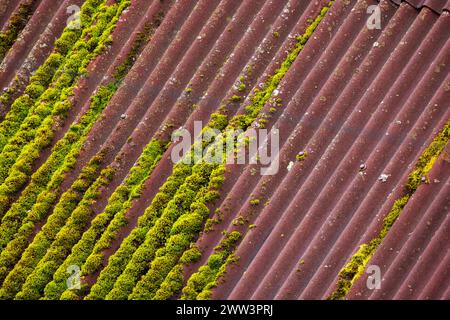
[0,0,20,31]
[418,251,450,299]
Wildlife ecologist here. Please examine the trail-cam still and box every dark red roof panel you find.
[348,147,450,299]
[206,0,450,300]
[0,0,448,301]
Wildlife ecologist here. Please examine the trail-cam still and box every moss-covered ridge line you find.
[0,0,105,154]
[0,9,162,255]
[0,153,107,299]
[0,0,129,203]
[0,0,126,288]
[181,232,241,300]
[81,0,332,301]
[44,140,166,300]
[130,0,334,301]
[126,165,225,300]
[0,0,39,62]
[328,119,450,300]
[0,14,163,300]
[179,1,334,300]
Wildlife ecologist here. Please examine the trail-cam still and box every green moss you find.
[230,95,242,102]
[329,119,450,300]
[69,1,335,301]
[181,231,241,300]
[0,0,38,61]
[0,0,168,300]
[176,2,335,300]
[0,0,128,208]
[41,88,166,301]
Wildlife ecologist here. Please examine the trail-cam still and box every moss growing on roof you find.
[179,1,335,300]
[181,231,241,300]
[329,119,450,300]
[0,0,38,62]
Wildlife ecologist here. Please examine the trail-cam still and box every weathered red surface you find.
[348,147,449,299]
[208,0,450,300]
[0,0,448,300]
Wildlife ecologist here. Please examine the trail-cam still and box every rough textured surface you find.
[0,0,448,300]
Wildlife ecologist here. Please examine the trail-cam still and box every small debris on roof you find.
[287,161,294,171]
[378,173,390,182]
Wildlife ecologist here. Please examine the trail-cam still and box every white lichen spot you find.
[378,173,390,182]
[287,161,294,171]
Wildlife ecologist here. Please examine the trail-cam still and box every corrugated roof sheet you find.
[0,0,448,300]
[348,147,449,299]
[206,0,449,300]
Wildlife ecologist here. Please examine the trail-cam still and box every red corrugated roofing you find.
[0,0,448,300]
[348,146,449,299]
[206,0,450,299]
